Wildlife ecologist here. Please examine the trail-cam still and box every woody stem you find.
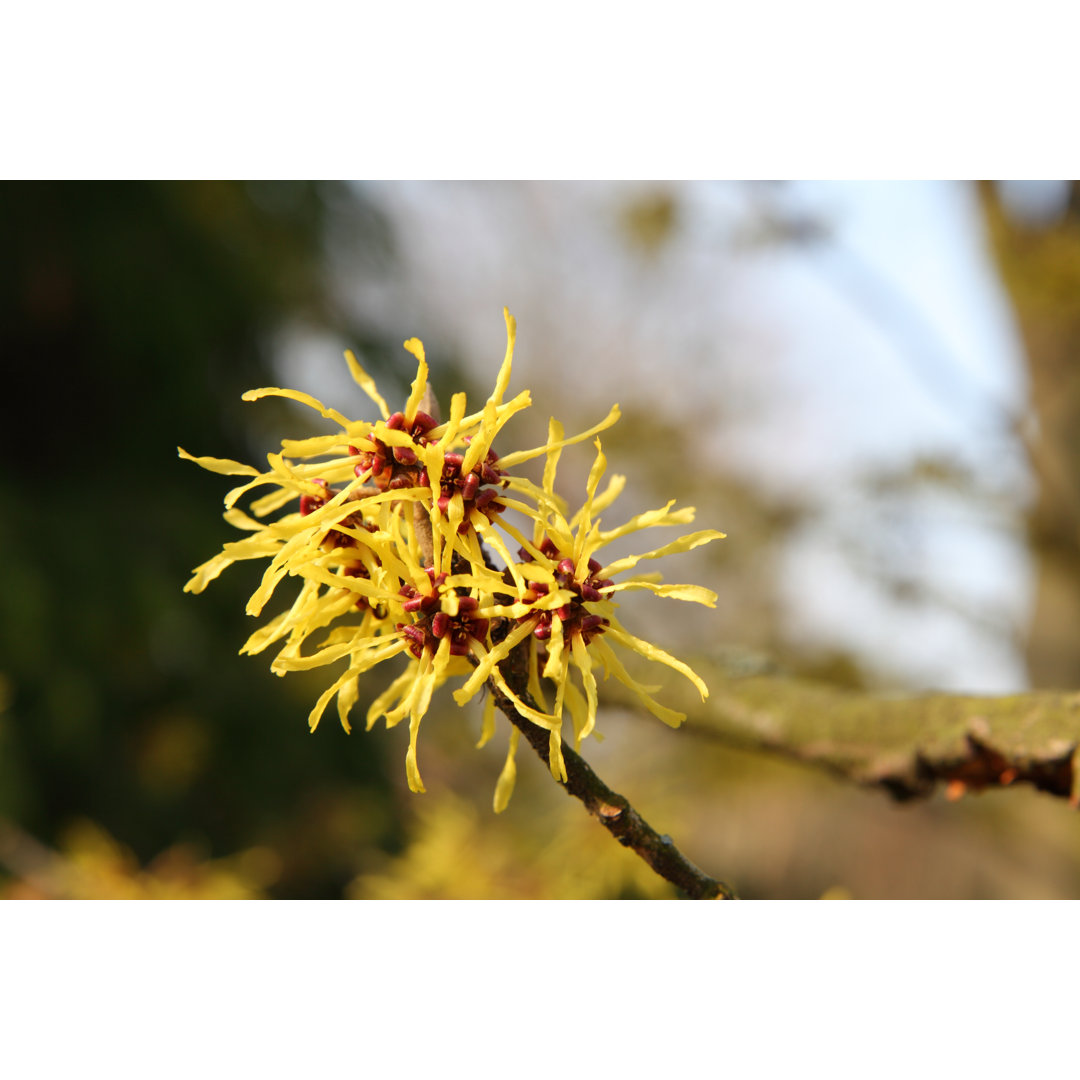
[487,642,736,900]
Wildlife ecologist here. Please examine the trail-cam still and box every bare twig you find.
[488,643,737,899]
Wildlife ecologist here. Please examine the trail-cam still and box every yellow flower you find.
[181,309,723,808]
[453,430,725,802]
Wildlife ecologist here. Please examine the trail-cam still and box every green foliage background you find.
[0,182,407,896]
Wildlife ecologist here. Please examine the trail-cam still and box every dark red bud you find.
[461,473,480,501]
[386,412,406,431]
[456,596,479,613]
[393,445,417,465]
[431,612,450,638]
[412,411,436,433]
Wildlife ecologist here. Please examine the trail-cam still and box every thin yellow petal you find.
[497,404,621,468]
[601,529,726,577]
[548,728,567,783]
[574,439,607,572]
[337,670,360,733]
[564,677,590,750]
[570,633,598,743]
[605,624,710,700]
[493,727,521,813]
[494,307,517,405]
[453,621,536,706]
[344,349,391,419]
[178,447,260,477]
[402,338,429,422]
[590,636,686,728]
[570,473,625,530]
[367,667,416,730]
[183,552,234,594]
[477,693,497,749]
[488,665,559,730]
[241,386,352,428]
[605,581,719,606]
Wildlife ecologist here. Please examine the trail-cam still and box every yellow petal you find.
[493,727,521,813]
[601,530,726,577]
[177,447,260,477]
[570,473,626,531]
[344,349,391,419]
[527,637,549,711]
[337,671,361,733]
[183,552,234,594]
[497,403,621,468]
[278,433,351,458]
[597,502,695,544]
[541,615,564,681]
[405,639,448,793]
[606,581,718,606]
[402,338,429,422]
[367,667,416,730]
[488,665,559,730]
[241,386,352,428]
[249,486,298,517]
[605,623,709,700]
[460,390,532,476]
[548,728,567,783]
[570,633,598,743]
[477,693,497,749]
[564,677,590,750]
[307,666,358,732]
[494,307,517,405]
[453,620,536,706]
[590,637,686,728]
[574,439,607,572]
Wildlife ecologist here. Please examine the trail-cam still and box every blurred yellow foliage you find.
[0,819,280,900]
[349,791,676,900]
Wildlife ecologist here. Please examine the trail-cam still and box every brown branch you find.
[674,667,1080,806]
[488,642,737,899]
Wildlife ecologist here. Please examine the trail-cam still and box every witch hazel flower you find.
[452,427,725,802]
[181,310,723,807]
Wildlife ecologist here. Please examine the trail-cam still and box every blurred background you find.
[3,180,1080,899]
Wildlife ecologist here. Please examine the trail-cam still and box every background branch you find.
[672,666,1080,805]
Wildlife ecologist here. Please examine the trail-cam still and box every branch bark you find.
[489,644,737,899]
[679,667,1080,806]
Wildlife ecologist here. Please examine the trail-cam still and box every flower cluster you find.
[182,310,724,809]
